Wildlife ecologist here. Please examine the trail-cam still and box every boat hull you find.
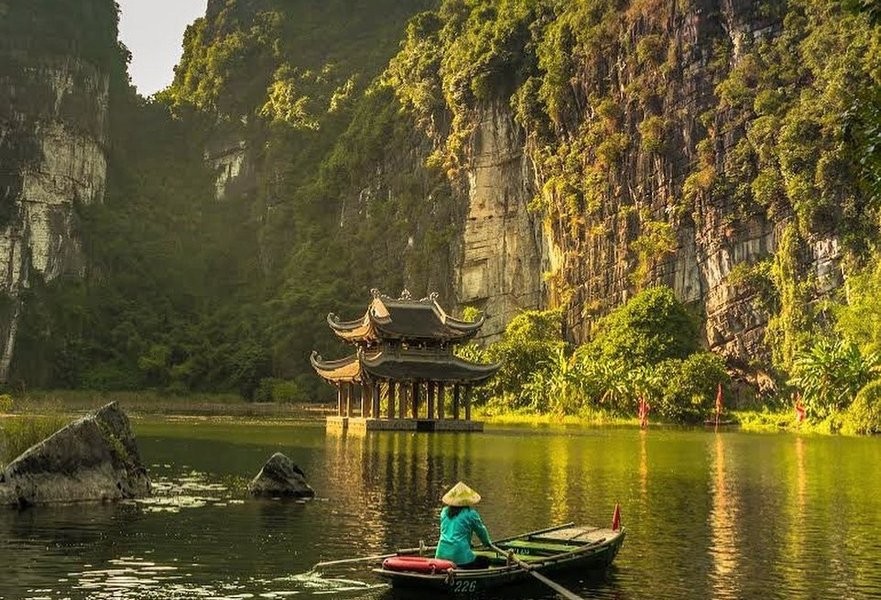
[373,525,625,594]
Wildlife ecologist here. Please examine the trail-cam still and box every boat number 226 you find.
[452,579,477,593]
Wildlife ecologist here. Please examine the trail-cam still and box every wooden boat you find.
[372,523,625,594]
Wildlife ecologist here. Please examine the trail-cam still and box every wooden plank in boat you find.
[473,549,544,563]
[530,526,596,540]
[531,526,611,543]
[504,540,583,553]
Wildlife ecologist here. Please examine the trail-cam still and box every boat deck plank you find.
[502,540,584,553]
[532,526,613,544]
[473,550,544,563]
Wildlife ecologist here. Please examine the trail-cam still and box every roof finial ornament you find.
[400,288,412,300]
[370,288,382,299]
[429,291,439,302]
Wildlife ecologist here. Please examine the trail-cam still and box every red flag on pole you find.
[795,394,806,425]
[611,503,621,531]
[638,395,650,429]
[715,383,723,417]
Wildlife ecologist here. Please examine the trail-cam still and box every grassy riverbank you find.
[477,405,846,435]
[0,415,69,469]
[474,406,639,427]
[1,390,334,420]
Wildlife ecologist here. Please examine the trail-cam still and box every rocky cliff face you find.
[443,0,861,367]
[0,3,114,381]
[456,101,545,341]
[545,0,794,359]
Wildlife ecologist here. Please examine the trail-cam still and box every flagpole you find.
[714,382,722,432]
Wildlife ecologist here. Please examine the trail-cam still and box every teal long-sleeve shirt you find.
[434,506,492,565]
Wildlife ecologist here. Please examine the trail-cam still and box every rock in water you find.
[249,452,314,498]
[0,402,151,507]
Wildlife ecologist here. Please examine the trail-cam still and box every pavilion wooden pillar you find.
[398,383,407,419]
[427,382,436,420]
[345,382,354,417]
[411,382,420,419]
[361,382,368,417]
[464,386,472,421]
[437,383,445,419]
[453,384,461,420]
[372,381,381,418]
[336,385,344,416]
[387,382,396,419]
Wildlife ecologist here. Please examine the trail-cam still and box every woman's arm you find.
[469,509,492,546]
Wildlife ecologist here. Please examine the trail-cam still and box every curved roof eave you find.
[360,352,501,384]
[443,313,486,332]
[309,351,362,383]
[327,312,376,342]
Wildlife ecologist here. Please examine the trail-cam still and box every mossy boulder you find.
[248,452,314,498]
[0,402,151,507]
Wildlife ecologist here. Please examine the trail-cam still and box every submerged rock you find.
[249,452,314,498]
[0,402,151,507]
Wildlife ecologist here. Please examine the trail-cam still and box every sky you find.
[117,0,208,96]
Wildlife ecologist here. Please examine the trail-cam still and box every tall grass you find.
[0,416,69,469]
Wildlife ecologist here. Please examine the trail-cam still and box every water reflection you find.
[782,436,807,596]
[708,433,741,599]
[0,424,879,599]
[548,435,569,524]
[638,430,648,501]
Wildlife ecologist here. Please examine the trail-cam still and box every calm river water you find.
[1,421,879,599]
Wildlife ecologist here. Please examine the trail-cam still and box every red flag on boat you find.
[611,503,621,531]
[795,394,806,424]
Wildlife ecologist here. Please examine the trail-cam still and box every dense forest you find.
[2,0,880,430]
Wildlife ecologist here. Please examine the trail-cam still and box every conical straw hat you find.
[442,481,481,506]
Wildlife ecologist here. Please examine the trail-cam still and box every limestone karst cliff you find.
[0,1,122,381]
[387,0,879,374]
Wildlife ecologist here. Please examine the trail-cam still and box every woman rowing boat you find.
[434,481,493,569]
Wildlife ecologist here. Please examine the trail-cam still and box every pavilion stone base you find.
[326,417,483,433]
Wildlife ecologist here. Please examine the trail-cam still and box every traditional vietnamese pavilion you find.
[311,289,500,432]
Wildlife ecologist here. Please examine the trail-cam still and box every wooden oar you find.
[312,544,436,570]
[490,543,586,600]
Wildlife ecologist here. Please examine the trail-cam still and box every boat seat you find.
[472,550,545,564]
[500,540,583,553]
